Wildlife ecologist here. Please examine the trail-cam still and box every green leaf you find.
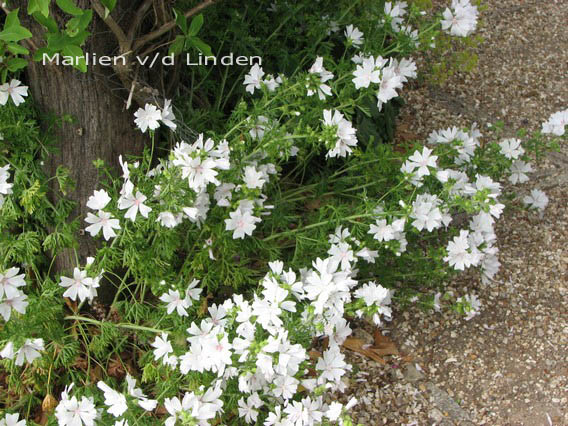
[32,47,56,62]
[66,10,92,35]
[100,0,117,14]
[174,9,188,35]
[46,30,89,50]
[0,10,33,42]
[55,0,83,16]
[187,36,213,57]
[33,11,59,33]
[62,44,87,72]
[6,43,30,55]
[5,57,28,72]
[79,10,93,29]
[188,14,204,36]
[28,0,51,17]
[4,9,21,28]
[168,35,186,56]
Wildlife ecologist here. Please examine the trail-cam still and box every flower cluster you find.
[0,337,44,366]
[2,1,565,424]
[352,55,417,110]
[59,263,102,304]
[542,108,567,136]
[441,0,479,37]
[134,100,177,133]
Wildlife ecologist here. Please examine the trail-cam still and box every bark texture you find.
[18,1,148,275]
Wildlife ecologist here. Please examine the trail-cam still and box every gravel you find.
[338,1,568,425]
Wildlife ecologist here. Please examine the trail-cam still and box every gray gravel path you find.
[343,1,568,425]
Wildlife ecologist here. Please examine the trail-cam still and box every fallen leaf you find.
[372,330,400,356]
[89,364,103,383]
[155,405,168,416]
[72,356,88,370]
[308,349,321,361]
[342,337,387,364]
[107,356,126,378]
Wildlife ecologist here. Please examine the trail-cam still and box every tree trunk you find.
[18,3,147,280]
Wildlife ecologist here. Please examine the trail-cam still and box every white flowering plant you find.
[1,0,567,425]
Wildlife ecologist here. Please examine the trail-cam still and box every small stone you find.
[403,364,425,382]
[430,408,445,422]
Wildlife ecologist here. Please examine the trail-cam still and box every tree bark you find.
[17,2,148,277]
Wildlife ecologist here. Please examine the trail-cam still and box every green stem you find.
[65,315,167,334]
[263,212,375,242]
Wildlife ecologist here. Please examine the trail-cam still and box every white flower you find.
[509,160,532,184]
[157,211,181,228]
[326,402,344,421]
[307,57,334,100]
[0,79,28,106]
[498,138,524,160]
[272,375,299,400]
[316,344,349,384]
[0,413,26,426]
[406,146,438,177]
[15,338,44,366]
[263,74,281,91]
[86,189,111,210]
[344,24,364,47]
[160,289,190,316]
[0,341,14,360]
[354,281,392,307]
[356,247,379,263]
[352,58,381,89]
[59,267,98,303]
[249,115,269,140]
[0,267,26,299]
[161,99,177,130]
[225,208,261,239]
[542,108,568,136]
[118,182,152,221]
[85,210,121,240]
[322,109,358,158]
[0,165,13,196]
[441,0,478,37]
[151,333,173,363]
[97,381,128,417]
[214,183,235,207]
[134,103,162,133]
[173,155,220,192]
[265,406,285,426]
[376,65,403,110]
[391,57,417,82]
[410,196,443,232]
[327,243,355,271]
[125,374,158,411]
[243,166,266,189]
[238,393,263,424]
[186,279,202,301]
[368,219,395,242]
[55,386,98,426]
[444,230,480,270]
[0,292,28,321]
[384,1,408,32]
[523,189,549,211]
[244,64,265,94]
